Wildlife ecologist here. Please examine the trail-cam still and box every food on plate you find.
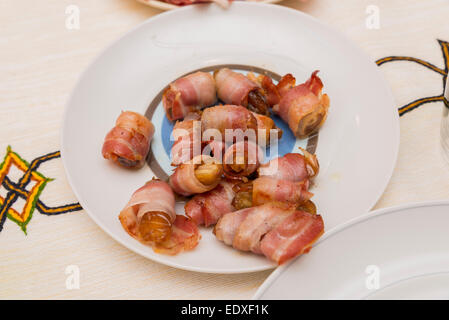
[252,112,283,143]
[201,105,281,144]
[185,180,237,227]
[172,111,202,140]
[169,155,223,196]
[297,199,317,215]
[214,68,270,115]
[247,72,282,107]
[258,148,319,182]
[153,215,201,255]
[214,202,324,264]
[171,112,227,166]
[201,104,257,139]
[107,67,329,263]
[163,71,217,121]
[171,112,203,165]
[272,71,330,139]
[102,111,154,169]
[232,176,313,210]
[161,0,230,8]
[118,179,200,254]
[222,140,263,180]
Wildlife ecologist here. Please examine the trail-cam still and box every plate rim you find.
[253,199,449,299]
[61,2,400,274]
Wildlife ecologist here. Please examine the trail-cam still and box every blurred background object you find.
[136,0,285,11]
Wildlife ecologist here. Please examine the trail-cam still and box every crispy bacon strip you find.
[172,112,202,139]
[119,180,176,234]
[252,176,312,206]
[233,202,296,253]
[258,149,319,182]
[213,207,254,246]
[163,71,217,121]
[214,68,269,115]
[214,202,324,264]
[214,68,258,106]
[252,112,282,144]
[185,180,237,227]
[171,132,202,166]
[201,104,258,139]
[272,71,330,139]
[153,215,201,255]
[169,155,223,196]
[171,113,203,166]
[102,111,154,169]
[260,211,324,264]
[223,140,263,180]
[119,180,200,255]
[247,73,281,107]
[171,113,226,166]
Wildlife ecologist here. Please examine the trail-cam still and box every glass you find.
[441,76,449,162]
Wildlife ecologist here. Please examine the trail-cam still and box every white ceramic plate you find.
[61,3,399,273]
[137,0,283,11]
[255,201,449,299]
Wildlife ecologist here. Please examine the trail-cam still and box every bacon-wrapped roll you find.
[214,68,270,115]
[185,180,237,227]
[171,112,202,166]
[172,112,202,139]
[102,111,154,169]
[169,155,223,196]
[247,72,282,107]
[258,149,319,182]
[260,210,324,264]
[171,113,226,166]
[214,202,324,264]
[252,112,282,144]
[163,71,217,121]
[201,105,257,140]
[272,71,330,139]
[223,141,263,180]
[118,180,199,255]
[232,176,312,210]
[152,215,200,255]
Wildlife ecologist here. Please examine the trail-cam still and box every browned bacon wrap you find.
[169,155,223,196]
[102,111,154,169]
[252,112,282,144]
[163,71,217,121]
[232,177,313,210]
[153,215,201,255]
[201,105,257,139]
[171,113,226,166]
[171,112,202,166]
[223,141,263,180]
[258,149,319,182]
[185,180,237,227]
[252,176,312,206]
[214,202,324,264]
[214,68,270,115]
[118,180,200,255]
[272,71,330,139]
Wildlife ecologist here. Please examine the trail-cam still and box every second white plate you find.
[61,3,399,273]
[255,201,449,299]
